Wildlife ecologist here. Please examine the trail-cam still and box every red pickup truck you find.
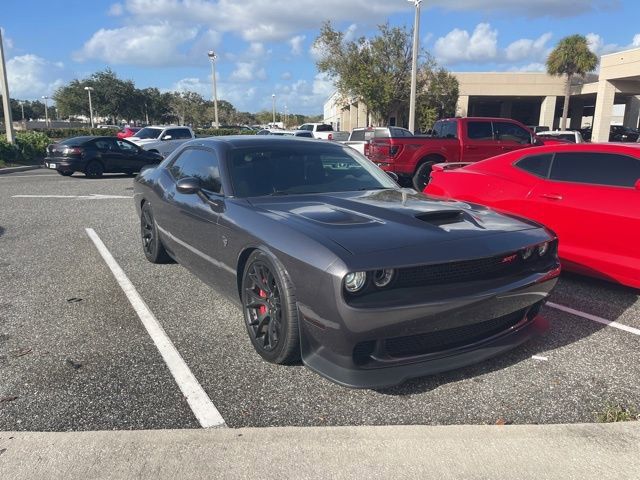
[368,117,541,190]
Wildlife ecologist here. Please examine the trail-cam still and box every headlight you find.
[538,242,549,256]
[521,246,534,260]
[344,272,367,293]
[373,269,395,288]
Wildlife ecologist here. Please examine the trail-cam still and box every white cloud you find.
[230,62,266,82]
[434,23,498,64]
[505,32,552,62]
[6,54,67,99]
[170,76,258,107]
[289,35,306,56]
[108,3,124,15]
[587,32,640,56]
[281,72,292,80]
[508,62,546,72]
[73,23,213,66]
[119,0,404,41]
[427,0,617,18]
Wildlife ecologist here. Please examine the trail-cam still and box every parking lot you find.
[0,169,639,432]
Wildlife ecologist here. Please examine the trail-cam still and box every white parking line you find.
[85,228,226,428]
[0,174,58,179]
[547,302,640,336]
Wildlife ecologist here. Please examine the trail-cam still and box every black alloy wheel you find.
[140,203,172,263]
[412,162,434,191]
[242,251,300,364]
[85,161,104,178]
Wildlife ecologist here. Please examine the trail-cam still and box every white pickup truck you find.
[340,126,414,156]
[127,125,195,157]
[297,123,335,140]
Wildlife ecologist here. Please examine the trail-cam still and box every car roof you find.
[186,135,341,149]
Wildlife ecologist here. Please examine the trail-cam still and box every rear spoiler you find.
[431,162,472,172]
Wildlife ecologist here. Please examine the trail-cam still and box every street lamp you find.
[84,86,94,128]
[41,95,50,127]
[207,50,219,128]
[284,104,288,127]
[272,94,276,125]
[18,101,25,121]
[407,0,422,134]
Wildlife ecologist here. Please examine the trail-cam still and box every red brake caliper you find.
[258,289,267,316]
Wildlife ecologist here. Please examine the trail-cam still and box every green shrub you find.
[0,138,19,164]
[0,131,51,165]
[31,128,120,138]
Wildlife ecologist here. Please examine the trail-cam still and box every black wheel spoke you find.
[243,259,284,353]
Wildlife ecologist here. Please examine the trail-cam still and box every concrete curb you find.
[0,422,638,479]
[0,165,42,175]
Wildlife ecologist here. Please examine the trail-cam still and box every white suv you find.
[128,126,195,157]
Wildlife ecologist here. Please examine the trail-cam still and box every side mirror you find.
[635,179,640,190]
[176,177,201,195]
[386,171,399,182]
[162,134,172,141]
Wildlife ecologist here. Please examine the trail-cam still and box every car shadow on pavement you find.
[375,273,638,396]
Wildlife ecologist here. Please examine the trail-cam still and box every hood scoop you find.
[415,210,465,226]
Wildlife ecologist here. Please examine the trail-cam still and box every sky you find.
[1,0,639,115]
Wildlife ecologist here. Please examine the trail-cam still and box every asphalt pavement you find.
[0,169,639,431]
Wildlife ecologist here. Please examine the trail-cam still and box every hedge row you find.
[29,128,120,138]
[194,128,256,137]
[0,131,51,166]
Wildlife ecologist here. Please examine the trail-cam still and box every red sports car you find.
[424,143,640,289]
[117,126,141,139]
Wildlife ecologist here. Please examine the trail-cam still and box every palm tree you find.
[546,35,598,130]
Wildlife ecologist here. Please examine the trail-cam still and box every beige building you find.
[324,46,640,143]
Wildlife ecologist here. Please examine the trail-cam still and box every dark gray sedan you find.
[133,136,560,389]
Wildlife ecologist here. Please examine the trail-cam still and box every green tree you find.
[314,22,456,130]
[417,68,459,132]
[546,35,598,130]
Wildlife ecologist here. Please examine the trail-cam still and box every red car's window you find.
[550,152,640,188]
[515,154,553,178]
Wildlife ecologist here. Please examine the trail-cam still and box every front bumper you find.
[298,270,558,389]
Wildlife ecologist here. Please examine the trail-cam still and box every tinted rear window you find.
[467,122,493,140]
[316,124,333,132]
[350,130,365,141]
[550,152,640,187]
[516,154,553,178]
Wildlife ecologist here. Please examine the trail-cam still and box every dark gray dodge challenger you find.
[134,136,560,389]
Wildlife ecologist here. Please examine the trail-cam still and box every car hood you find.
[248,189,540,255]
[128,137,158,144]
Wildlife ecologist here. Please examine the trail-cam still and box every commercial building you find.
[324,46,640,142]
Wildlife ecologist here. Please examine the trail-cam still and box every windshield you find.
[134,127,163,139]
[228,144,396,197]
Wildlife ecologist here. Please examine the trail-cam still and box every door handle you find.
[465,145,478,150]
[540,193,563,200]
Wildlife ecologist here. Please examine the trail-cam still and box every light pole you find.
[272,94,276,125]
[84,86,94,128]
[284,104,288,127]
[408,0,422,133]
[41,95,50,127]
[0,28,15,143]
[19,101,25,121]
[208,50,219,128]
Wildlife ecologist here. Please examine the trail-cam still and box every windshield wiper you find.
[269,190,290,196]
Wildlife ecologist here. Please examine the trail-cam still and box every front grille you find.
[394,253,546,289]
[383,306,533,358]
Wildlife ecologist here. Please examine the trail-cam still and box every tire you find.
[58,171,73,177]
[241,250,300,364]
[412,161,435,191]
[85,161,104,178]
[140,203,172,264]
